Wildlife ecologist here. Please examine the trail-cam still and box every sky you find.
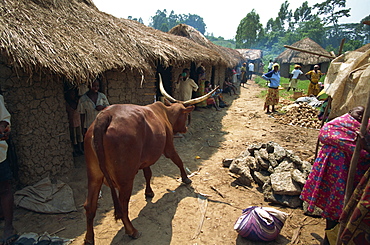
[93,0,369,40]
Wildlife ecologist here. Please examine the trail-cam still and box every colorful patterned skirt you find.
[264,87,279,109]
[196,79,207,107]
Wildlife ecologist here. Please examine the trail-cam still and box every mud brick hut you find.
[0,0,229,186]
[168,24,243,87]
[235,49,264,75]
[275,38,333,78]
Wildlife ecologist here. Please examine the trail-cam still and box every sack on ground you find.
[234,206,288,241]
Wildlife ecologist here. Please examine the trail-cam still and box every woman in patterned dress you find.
[300,106,370,245]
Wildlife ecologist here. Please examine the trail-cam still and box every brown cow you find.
[83,74,218,244]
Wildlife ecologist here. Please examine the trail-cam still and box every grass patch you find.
[254,75,325,101]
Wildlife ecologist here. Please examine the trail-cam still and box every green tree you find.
[278,0,292,30]
[235,9,263,48]
[150,9,169,30]
[183,14,206,34]
[313,0,350,37]
[296,15,325,45]
[293,1,314,23]
[149,10,207,34]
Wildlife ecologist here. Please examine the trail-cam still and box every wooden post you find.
[336,95,370,245]
[337,38,346,56]
[314,96,332,160]
[283,45,337,59]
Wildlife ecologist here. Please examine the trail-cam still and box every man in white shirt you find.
[175,68,198,101]
[288,65,304,91]
[248,62,255,81]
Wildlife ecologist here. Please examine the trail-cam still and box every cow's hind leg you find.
[118,180,141,239]
[143,167,154,198]
[84,176,104,245]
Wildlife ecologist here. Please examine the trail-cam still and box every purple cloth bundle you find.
[234,206,288,241]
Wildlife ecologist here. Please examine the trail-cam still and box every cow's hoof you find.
[182,177,192,184]
[128,231,142,239]
[84,239,94,245]
[145,191,155,198]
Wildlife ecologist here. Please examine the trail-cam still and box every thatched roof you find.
[275,38,332,65]
[0,0,222,84]
[168,24,243,68]
[324,43,370,118]
[236,49,263,61]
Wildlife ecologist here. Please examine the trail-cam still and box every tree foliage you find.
[235,9,263,49]
[149,9,206,34]
[143,1,367,56]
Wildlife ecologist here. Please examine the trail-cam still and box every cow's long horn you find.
[159,73,178,103]
[183,86,220,106]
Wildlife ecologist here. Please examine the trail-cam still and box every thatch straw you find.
[236,49,263,61]
[275,38,332,65]
[0,0,224,84]
[169,24,243,68]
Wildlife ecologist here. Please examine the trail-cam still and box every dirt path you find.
[8,79,325,244]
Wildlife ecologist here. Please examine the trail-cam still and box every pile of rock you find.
[274,103,321,129]
[223,142,312,208]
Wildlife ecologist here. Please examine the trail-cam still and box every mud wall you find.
[0,62,73,186]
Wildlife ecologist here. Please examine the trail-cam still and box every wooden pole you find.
[337,38,346,56]
[314,96,332,160]
[336,95,370,245]
[283,45,337,59]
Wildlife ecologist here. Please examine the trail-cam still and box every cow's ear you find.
[182,105,195,113]
[163,98,172,106]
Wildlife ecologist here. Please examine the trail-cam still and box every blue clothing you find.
[262,70,280,88]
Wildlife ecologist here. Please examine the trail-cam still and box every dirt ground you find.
[7,79,326,245]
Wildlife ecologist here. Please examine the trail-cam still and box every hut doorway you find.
[156,65,173,101]
[63,81,84,157]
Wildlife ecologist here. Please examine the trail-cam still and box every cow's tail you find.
[92,114,123,221]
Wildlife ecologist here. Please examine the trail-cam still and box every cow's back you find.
[93,104,168,178]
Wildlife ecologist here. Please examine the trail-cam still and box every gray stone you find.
[257,148,269,160]
[270,172,302,195]
[253,170,270,186]
[222,158,234,167]
[229,158,248,175]
[302,201,323,217]
[254,151,269,170]
[245,156,259,171]
[268,153,279,168]
[266,142,287,162]
[300,161,313,176]
[274,158,295,173]
[265,193,303,208]
[291,169,307,186]
[237,168,254,186]
[247,143,266,154]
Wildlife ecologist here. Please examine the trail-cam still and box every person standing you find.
[65,89,84,156]
[78,79,110,135]
[240,63,247,87]
[262,63,280,114]
[247,62,254,81]
[195,65,207,108]
[175,68,198,101]
[287,65,304,91]
[305,65,323,96]
[0,95,18,245]
[300,106,370,245]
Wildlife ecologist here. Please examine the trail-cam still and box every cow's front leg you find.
[165,151,192,184]
[143,167,154,198]
[119,180,141,239]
